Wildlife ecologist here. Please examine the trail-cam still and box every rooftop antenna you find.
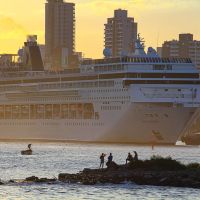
[156,31,160,48]
[138,33,145,48]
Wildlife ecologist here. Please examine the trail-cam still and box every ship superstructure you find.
[0,36,200,144]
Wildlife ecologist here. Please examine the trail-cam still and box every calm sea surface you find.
[0,142,200,200]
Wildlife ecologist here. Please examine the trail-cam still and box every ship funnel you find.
[22,35,44,71]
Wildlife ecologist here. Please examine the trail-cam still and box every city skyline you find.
[0,0,200,58]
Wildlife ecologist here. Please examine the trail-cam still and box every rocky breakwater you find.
[58,156,200,189]
[0,176,57,186]
[24,176,57,184]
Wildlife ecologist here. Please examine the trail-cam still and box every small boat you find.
[21,149,33,155]
[21,144,33,155]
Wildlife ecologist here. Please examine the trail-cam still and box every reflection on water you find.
[0,142,200,199]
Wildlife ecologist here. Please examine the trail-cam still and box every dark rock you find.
[58,166,200,189]
[15,156,200,189]
[159,177,169,183]
[106,161,119,170]
[25,176,39,182]
[24,176,56,183]
[82,178,97,185]
[82,168,93,173]
[58,173,79,183]
[36,178,57,183]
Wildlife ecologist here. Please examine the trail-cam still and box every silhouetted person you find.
[126,152,133,164]
[106,153,119,169]
[99,153,106,169]
[108,153,113,162]
[28,144,32,150]
[133,151,138,161]
[106,153,113,167]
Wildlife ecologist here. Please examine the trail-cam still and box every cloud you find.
[0,16,27,40]
[0,16,29,53]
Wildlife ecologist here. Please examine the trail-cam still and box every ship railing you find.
[0,71,98,81]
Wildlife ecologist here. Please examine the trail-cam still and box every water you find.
[0,142,200,199]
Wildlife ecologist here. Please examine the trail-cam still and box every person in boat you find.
[126,152,134,164]
[21,144,32,155]
[99,153,106,169]
[133,151,138,161]
[28,144,32,151]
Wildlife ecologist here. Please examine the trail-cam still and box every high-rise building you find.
[104,9,138,57]
[160,34,200,68]
[45,0,75,69]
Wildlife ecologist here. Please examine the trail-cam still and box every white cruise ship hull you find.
[0,103,195,145]
[1,52,200,145]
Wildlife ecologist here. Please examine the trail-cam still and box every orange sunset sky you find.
[0,0,199,58]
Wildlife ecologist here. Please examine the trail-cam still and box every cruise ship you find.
[0,36,200,145]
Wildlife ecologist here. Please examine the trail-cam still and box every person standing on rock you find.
[126,152,133,164]
[99,153,106,169]
[133,151,138,161]
[108,153,113,163]
[106,153,113,167]
[106,153,119,169]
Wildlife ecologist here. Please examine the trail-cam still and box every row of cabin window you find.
[101,106,121,110]
[0,81,115,92]
[94,64,125,72]
[39,81,114,89]
[0,113,99,120]
[89,96,130,100]
[89,88,128,93]
[21,97,81,102]
[0,122,104,127]
[64,122,104,126]
[82,57,192,65]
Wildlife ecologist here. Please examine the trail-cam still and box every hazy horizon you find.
[0,0,200,58]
